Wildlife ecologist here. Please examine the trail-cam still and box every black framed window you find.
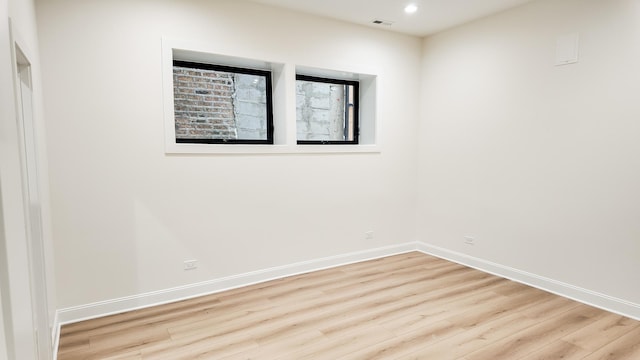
[296,75,359,144]
[173,60,274,144]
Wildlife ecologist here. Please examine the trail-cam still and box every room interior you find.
[1,0,639,358]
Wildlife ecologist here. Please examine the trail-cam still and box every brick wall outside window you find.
[173,66,268,140]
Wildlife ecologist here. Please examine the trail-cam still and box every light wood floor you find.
[57,252,640,359]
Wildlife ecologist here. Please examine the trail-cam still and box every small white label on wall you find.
[555,33,580,66]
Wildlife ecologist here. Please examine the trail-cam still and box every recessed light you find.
[404,4,418,14]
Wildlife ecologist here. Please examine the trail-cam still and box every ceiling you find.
[248,0,535,37]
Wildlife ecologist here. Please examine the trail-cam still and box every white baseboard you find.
[416,242,640,321]
[55,240,640,331]
[55,242,416,325]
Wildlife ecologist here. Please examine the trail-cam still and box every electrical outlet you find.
[183,260,198,270]
[365,231,374,240]
[464,236,475,245]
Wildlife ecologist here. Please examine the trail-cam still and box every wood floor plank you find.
[464,304,605,360]
[581,325,640,360]
[319,276,504,338]
[518,294,580,320]
[562,312,640,352]
[517,340,590,360]
[335,319,464,360]
[377,289,502,337]
[56,252,640,360]
[396,312,538,360]
[287,325,396,360]
[219,330,325,360]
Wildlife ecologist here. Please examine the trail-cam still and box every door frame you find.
[8,19,53,360]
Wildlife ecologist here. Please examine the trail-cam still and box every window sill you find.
[165,144,381,155]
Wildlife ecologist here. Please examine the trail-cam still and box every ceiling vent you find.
[372,19,394,26]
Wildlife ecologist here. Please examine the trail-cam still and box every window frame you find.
[173,60,275,145]
[295,74,360,145]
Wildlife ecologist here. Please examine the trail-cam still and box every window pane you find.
[296,76,358,144]
[173,61,272,144]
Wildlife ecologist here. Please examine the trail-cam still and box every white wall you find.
[36,0,421,310]
[419,0,640,307]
